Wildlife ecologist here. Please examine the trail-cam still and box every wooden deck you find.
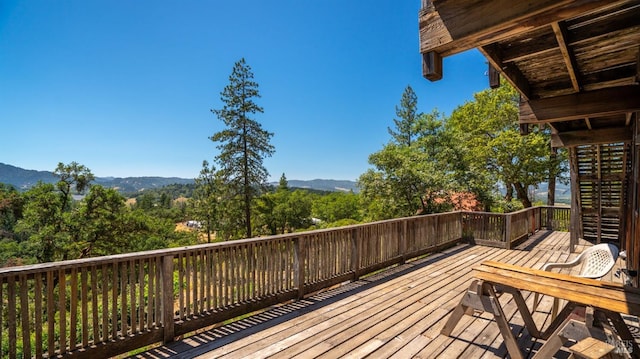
[132,231,635,359]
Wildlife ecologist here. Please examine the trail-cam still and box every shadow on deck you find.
[132,230,634,359]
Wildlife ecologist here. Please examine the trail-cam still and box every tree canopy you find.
[210,58,275,238]
[359,86,454,219]
[446,84,566,209]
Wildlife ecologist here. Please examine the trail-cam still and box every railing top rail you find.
[461,205,565,217]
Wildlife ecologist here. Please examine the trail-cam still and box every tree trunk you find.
[514,182,532,208]
[505,183,514,202]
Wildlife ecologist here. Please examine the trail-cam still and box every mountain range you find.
[0,163,358,193]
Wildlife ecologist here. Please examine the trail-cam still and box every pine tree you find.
[210,58,275,238]
[388,85,419,147]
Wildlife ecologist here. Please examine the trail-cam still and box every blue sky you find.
[0,1,489,181]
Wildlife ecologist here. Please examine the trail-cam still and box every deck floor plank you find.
[132,230,629,359]
[455,247,565,358]
[417,246,546,358]
[217,245,491,359]
[311,246,522,359]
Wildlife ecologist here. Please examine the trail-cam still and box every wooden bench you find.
[441,260,640,359]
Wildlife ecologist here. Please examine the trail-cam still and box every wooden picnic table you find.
[441,260,640,359]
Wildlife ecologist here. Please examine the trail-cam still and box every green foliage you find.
[0,183,23,239]
[311,191,362,223]
[16,182,66,262]
[388,85,419,146]
[359,87,453,220]
[2,162,199,266]
[54,161,95,211]
[210,58,275,238]
[254,174,312,235]
[446,83,565,208]
[191,161,221,242]
[130,187,190,223]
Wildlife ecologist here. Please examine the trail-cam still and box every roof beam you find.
[520,85,640,122]
[488,63,500,89]
[551,127,633,147]
[419,0,626,58]
[480,44,532,100]
[551,21,581,92]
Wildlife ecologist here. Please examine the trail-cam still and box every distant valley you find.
[0,163,359,193]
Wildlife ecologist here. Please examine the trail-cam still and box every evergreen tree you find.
[388,85,419,146]
[210,58,275,238]
[192,160,220,243]
[360,88,452,219]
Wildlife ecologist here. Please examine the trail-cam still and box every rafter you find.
[480,44,532,100]
[552,21,581,92]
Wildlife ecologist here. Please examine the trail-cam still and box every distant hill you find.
[0,163,358,193]
[0,163,194,192]
[0,163,58,189]
[278,179,359,193]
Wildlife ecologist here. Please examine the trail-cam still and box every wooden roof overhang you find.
[419,0,640,147]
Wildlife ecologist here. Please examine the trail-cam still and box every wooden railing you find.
[0,207,568,358]
[462,206,570,249]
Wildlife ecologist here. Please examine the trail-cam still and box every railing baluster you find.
[70,268,78,351]
[92,265,99,342]
[59,269,67,355]
[186,253,192,317]
[0,278,3,359]
[199,249,205,313]
[102,263,109,342]
[32,273,42,356]
[120,261,127,337]
[129,259,136,333]
[47,270,55,356]
[178,253,184,320]
[190,251,199,316]
[213,249,219,309]
[138,260,145,333]
[8,276,16,359]
[147,259,155,331]
[111,262,118,339]
[81,267,89,347]
[154,257,162,328]
[19,274,31,358]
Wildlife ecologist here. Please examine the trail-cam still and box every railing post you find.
[294,236,306,299]
[529,208,534,234]
[505,214,512,250]
[400,220,407,263]
[161,255,175,343]
[351,228,360,281]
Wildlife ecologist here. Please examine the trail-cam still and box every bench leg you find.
[440,280,525,359]
[600,309,640,358]
[533,315,609,359]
